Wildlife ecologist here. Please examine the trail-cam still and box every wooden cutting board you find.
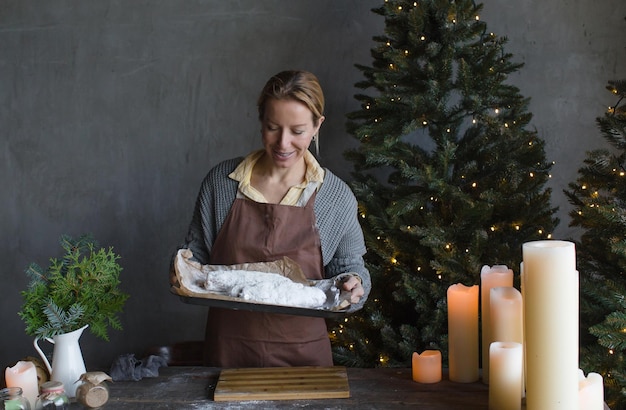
[213,366,350,401]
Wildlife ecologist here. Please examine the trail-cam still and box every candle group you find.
[5,360,39,408]
[424,240,604,410]
[412,350,442,384]
[447,283,479,383]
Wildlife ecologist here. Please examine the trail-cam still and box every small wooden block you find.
[214,366,350,401]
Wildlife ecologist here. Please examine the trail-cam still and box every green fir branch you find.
[19,235,129,341]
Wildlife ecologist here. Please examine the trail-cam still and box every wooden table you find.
[83,366,609,409]
[81,366,485,409]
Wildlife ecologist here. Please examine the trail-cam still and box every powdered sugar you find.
[174,249,327,309]
[203,269,327,308]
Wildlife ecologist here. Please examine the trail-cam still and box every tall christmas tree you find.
[331,0,558,367]
[565,79,626,409]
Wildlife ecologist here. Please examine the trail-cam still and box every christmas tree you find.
[565,79,626,409]
[331,0,558,367]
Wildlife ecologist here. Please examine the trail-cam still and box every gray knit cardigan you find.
[183,157,371,311]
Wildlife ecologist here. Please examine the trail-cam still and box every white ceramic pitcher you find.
[33,324,88,398]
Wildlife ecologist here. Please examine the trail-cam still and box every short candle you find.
[578,369,604,410]
[412,350,442,384]
[5,361,39,408]
[489,342,523,410]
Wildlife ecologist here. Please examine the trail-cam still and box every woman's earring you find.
[312,134,319,156]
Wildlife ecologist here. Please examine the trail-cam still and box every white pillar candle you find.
[578,369,604,410]
[480,265,513,384]
[489,342,523,410]
[490,287,523,345]
[412,350,442,384]
[523,240,579,410]
[520,261,527,395]
[5,360,39,408]
[491,286,524,396]
[448,283,479,383]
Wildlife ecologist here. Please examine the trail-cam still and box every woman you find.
[181,70,371,367]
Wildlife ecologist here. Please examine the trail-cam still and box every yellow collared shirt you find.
[229,150,325,206]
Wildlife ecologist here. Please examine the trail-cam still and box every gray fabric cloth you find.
[182,157,371,311]
[109,354,167,381]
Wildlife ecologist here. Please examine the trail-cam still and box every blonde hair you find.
[257,70,325,127]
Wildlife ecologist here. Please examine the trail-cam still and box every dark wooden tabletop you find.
[87,366,488,409]
[81,366,609,409]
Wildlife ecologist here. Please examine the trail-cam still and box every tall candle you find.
[489,342,523,410]
[491,286,524,396]
[447,283,479,383]
[523,240,579,410]
[490,287,523,345]
[578,369,604,410]
[412,350,442,384]
[5,360,39,408]
[520,261,527,394]
[480,265,513,383]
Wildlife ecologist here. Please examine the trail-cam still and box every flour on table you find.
[174,249,327,308]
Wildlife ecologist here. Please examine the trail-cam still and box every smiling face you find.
[261,97,324,170]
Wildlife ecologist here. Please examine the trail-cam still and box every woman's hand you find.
[341,275,364,303]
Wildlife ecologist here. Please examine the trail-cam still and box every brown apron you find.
[203,191,333,367]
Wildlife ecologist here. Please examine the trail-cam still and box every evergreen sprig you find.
[18,234,129,341]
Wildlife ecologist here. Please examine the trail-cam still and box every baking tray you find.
[172,249,352,319]
[174,289,351,319]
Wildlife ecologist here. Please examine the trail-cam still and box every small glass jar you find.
[0,387,32,410]
[34,381,69,410]
[76,381,110,409]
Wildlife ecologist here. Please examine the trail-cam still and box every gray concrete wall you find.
[1,1,625,372]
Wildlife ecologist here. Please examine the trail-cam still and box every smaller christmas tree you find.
[565,79,626,409]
